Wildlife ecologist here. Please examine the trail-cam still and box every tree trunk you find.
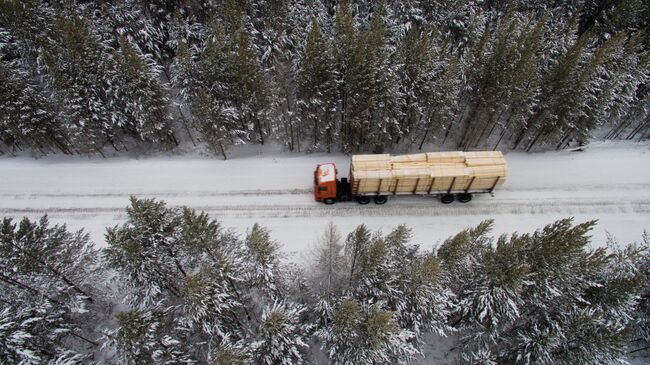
[458,99,483,149]
[253,112,264,145]
[176,106,196,146]
[606,114,632,139]
[556,131,572,150]
[526,127,547,152]
[218,141,227,160]
[626,115,650,140]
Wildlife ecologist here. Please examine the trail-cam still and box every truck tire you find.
[373,196,387,205]
[457,193,472,203]
[324,198,336,205]
[441,194,455,204]
[357,196,371,205]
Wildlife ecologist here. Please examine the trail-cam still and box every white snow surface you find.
[1,141,649,257]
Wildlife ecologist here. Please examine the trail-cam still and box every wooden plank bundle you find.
[351,154,391,171]
[425,151,467,163]
[351,151,507,195]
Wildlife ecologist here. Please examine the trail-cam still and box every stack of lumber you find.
[351,151,507,195]
[351,155,393,194]
[351,154,391,170]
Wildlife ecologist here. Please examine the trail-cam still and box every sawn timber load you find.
[313,151,507,205]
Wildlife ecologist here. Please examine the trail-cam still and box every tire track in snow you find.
[2,182,650,199]
[3,199,650,220]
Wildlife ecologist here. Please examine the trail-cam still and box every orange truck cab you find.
[314,163,353,204]
[313,163,338,204]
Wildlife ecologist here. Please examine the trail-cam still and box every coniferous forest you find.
[0,197,648,364]
[1,0,649,158]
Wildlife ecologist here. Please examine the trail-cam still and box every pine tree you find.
[105,198,297,362]
[417,32,463,149]
[520,24,597,151]
[0,216,105,362]
[252,301,312,364]
[104,197,191,306]
[0,60,68,155]
[365,1,403,149]
[440,218,646,364]
[399,24,435,148]
[114,36,175,147]
[43,14,127,154]
[232,29,268,145]
[344,224,372,290]
[492,14,547,150]
[333,0,357,152]
[110,306,195,364]
[310,223,347,325]
[174,23,243,157]
[245,223,283,299]
[319,298,418,364]
[193,87,237,159]
[382,225,455,342]
[632,231,650,355]
[313,223,454,361]
[298,19,338,152]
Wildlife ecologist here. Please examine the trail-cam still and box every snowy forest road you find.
[2,185,650,218]
[1,141,649,255]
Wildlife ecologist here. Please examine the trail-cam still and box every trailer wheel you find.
[457,193,472,203]
[441,194,455,204]
[373,196,387,205]
[324,198,336,205]
[357,196,371,205]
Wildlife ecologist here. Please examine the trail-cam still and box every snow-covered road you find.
[1,141,649,256]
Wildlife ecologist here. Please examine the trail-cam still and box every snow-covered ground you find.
[1,141,649,257]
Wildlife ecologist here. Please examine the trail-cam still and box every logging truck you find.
[313,151,507,205]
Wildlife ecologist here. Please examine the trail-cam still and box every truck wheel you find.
[357,196,371,205]
[373,196,387,205]
[441,194,455,204]
[457,193,472,203]
[324,198,336,205]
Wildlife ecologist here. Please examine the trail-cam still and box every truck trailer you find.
[313,151,507,205]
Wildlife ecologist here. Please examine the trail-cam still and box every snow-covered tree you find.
[114,36,175,147]
[318,298,418,364]
[252,301,312,364]
[298,19,338,152]
[628,231,650,355]
[0,60,67,155]
[105,198,304,363]
[105,197,192,306]
[312,223,454,361]
[232,29,269,145]
[310,223,347,324]
[440,218,646,364]
[0,216,106,362]
[110,305,194,365]
[42,14,125,154]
